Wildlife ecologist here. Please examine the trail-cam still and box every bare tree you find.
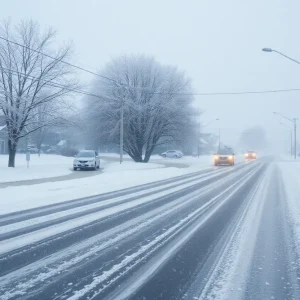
[29,98,74,155]
[85,55,196,162]
[0,19,76,167]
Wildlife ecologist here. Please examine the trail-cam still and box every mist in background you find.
[2,0,300,154]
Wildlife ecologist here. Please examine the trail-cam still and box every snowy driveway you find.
[0,157,299,299]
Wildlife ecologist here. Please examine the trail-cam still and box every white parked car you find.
[73,150,100,171]
[161,150,183,159]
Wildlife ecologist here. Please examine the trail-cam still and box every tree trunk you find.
[8,140,17,167]
[143,144,155,163]
[131,154,143,162]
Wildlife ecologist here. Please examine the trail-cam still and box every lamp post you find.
[262,48,300,159]
[279,122,293,157]
[273,112,297,159]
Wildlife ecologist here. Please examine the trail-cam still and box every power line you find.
[2,35,300,97]
[0,67,115,102]
[2,66,300,99]
[0,35,119,85]
[2,38,300,98]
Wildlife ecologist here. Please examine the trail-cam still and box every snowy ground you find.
[277,160,300,257]
[0,154,73,183]
[1,157,300,299]
[0,153,244,215]
[4,158,297,300]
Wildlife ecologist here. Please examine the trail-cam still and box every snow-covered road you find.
[0,158,299,300]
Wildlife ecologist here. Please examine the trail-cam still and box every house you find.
[0,115,8,154]
[198,133,218,155]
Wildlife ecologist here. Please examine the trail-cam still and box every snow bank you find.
[104,161,163,172]
[0,164,183,215]
[0,154,245,214]
[0,154,73,183]
[277,161,300,254]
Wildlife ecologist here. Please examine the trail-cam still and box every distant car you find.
[73,150,100,171]
[214,148,235,166]
[245,151,257,160]
[161,150,183,158]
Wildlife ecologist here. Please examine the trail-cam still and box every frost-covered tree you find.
[85,55,196,162]
[29,98,73,156]
[0,20,76,167]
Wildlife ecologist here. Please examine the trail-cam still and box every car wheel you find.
[97,164,100,169]
[163,154,166,158]
[94,163,97,171]
[73,167,77,171]
[174,155,178,159]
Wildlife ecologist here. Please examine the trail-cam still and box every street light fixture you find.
[262,48,273,52]
[262,48,300,65]
[273,112,297,159]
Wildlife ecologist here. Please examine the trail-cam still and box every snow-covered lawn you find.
[0,153,245,215]
[0,165,185,215]
[0,154,73,183]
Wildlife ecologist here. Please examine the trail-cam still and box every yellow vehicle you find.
[214,148,235,166]
[245,151,257,160]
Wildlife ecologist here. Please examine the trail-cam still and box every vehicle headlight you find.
[214,155,219,160]
[245,153,249,157]
[228,156,233,159]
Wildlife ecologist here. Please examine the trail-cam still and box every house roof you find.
[0,115,6,126]
[57,140,67,146]
[200,138,208,145]
[0,116,6,132]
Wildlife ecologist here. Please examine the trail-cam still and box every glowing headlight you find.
[214,155,219,160]
[245,153,249,157]
[228,155,233,159]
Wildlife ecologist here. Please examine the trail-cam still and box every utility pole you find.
[197,123,200,158]
[274,113,297,159]
[120,90,125,164]
[294,118,297,159]
[218,127,221,150]
[290,131,293,157]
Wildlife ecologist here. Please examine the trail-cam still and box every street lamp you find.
[262,48,300,65]
[198,118,219,157]
[273,112,298,159]
[202,118,219,128]
[279,122,293,157]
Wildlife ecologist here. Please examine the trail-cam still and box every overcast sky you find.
[2,0,300,152]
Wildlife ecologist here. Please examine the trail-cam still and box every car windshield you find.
[77,151,94,157]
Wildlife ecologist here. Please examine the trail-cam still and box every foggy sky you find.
[2,0,300,153]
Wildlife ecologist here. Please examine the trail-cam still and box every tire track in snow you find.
[0,161,260,299]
